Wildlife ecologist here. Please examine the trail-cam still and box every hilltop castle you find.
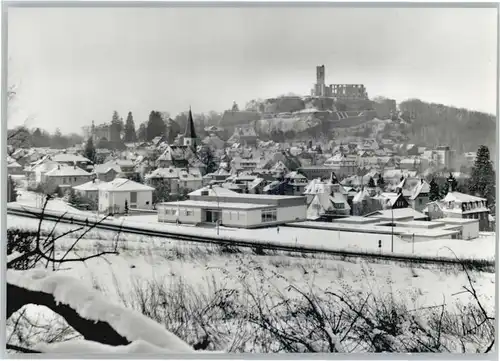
[311,65,368,100]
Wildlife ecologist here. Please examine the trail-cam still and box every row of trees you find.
[103,110,224,145]
[7,127,84,151]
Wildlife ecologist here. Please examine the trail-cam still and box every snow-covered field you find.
[6,232,496,353]
[7,191,496,353]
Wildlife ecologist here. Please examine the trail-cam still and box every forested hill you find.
[398,99,496,156]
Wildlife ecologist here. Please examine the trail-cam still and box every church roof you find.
[185,108,197,139]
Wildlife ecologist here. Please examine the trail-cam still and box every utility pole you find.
[391,207,394,252]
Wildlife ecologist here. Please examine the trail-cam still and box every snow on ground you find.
[97,214,498,261]
[11,190,92,216]
[7,211,496,262]
[7,210,495,352]
[11,238,496,333]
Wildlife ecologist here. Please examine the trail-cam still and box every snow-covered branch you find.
[7,269,195,353]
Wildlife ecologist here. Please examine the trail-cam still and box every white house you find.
[43,165,93,190]
[72,179,105,203]
[98,178,154,214]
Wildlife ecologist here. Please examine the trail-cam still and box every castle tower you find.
[316,65,325,86]
[312,65,331,97]
[183,107,198,149]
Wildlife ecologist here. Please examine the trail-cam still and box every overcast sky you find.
[7,6,498,134]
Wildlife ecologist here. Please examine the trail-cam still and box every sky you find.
[7,6,498,134]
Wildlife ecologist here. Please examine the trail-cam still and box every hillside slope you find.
[398,99,496,156]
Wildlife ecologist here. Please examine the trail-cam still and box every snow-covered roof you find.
[442,192,486,203]
[99,178,154,192]
[366,208,428,220]
[7,160,22,168]
[52,153,91,163]
[410,179,431,200]
[45,165,92,177]
[352,188,371,203]
[73,179,104,191]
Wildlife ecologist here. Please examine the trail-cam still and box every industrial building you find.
[156,185,307,228]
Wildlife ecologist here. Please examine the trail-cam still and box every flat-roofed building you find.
[157,185,307,228]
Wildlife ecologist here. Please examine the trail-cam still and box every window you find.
[261,209,277,223]
[185,210,193,216]
[74,177,77,182]
[130,192,137,203]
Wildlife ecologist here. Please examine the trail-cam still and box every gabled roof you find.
[410,179,431,200]
[352,188,371,203]
[45,165,92,177]
[73,179,104,191]
[99,178,154,192]
[52,153,91,163]
[442,192,486,203]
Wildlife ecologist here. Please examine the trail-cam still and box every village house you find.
[72,178,105,204]
[98,178,154,214]
[373,192,409,210]
[424,191,490,231]
[408,179,431,212]
[227,124,259,147]
[323,153,357,178]
[25,158,60,188]
[51,153,93,170]
[283,171,309,195]
[145,167,203,194]
[92,162,121,182]
[7,157,24,176]
[43,164,93,191]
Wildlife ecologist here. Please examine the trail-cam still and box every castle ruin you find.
[311,65,368,100]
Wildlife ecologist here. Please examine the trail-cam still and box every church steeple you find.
[183,107,197,148]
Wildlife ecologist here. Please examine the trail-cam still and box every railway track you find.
[7,207,494,269]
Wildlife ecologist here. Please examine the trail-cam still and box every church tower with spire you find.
[183,107,198,149]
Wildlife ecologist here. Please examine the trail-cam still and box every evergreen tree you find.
[198,146,218,175]
[138,123,147,142]
[7,176,17,202]
[429,178,441,201]
[153,180,171,205]
[146,111,166,141]
[165,118,181,144]
[440,173,458,198]
[367,177,376,188]
[124,200,129,214]
[469,145,496,212]
[232,101,239,111]
[84,137,96,163]
[377,175,385,189]
[124,112,137,142]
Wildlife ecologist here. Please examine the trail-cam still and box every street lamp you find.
[391,206,394,252]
